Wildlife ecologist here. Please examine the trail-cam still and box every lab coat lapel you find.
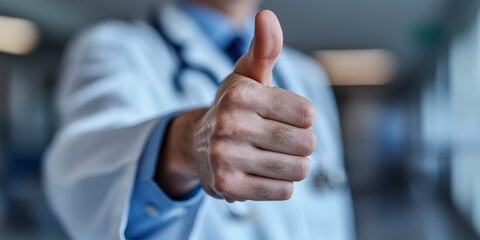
[158,5,294,90]
[274,53,295,90]
[159,5,234,84]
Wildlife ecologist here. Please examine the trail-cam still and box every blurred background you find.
[0,0,479,239]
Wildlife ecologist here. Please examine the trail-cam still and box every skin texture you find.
[155,9,317,202]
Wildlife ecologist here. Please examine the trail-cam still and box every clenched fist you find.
[156,10,316,202]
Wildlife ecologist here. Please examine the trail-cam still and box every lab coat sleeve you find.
[125,111,204,239]
[43,22,204,240]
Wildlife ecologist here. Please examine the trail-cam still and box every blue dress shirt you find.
[179,1,255,56]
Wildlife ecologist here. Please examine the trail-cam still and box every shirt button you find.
[145,204,159,217]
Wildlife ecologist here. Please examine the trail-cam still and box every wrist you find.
[154,108,207,199]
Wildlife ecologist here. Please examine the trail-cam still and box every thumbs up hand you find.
[189,10,317,202]
[158,11,317,202]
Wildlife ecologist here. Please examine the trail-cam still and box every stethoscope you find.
[148,12,348,220]
[148,12,288,93]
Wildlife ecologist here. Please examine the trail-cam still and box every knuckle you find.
[213,174,229,194]
[299,131,317,156]
[278,182,294,200]
[264,159,284,173]
[214,173,240,198]
[298,100,316,127]
[223,84,252,107]
[210,141,226,162]
[214,113,248,138]
[272,125,291,145]
[291,157,311,181]
[213,114,230,137]
[210,140,231,166]
[235,124,253,138]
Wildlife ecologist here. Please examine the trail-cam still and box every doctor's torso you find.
[59,4,355,240]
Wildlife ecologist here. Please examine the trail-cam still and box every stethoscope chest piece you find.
[225,202,259,221]
[312,168,348,191]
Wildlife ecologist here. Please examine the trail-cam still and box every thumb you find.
[234,10,283,86]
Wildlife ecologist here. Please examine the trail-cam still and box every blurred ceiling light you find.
[0,15,40,55]
[312,49,398,86]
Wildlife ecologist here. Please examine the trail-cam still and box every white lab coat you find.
[44,4,355,240]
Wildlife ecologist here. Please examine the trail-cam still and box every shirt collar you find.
[178,1,255,54]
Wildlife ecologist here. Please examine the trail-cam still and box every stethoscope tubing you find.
[148,13,288,93]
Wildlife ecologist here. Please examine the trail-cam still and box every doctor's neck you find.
[192,0,260,25]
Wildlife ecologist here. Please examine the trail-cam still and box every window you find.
[449,8,480,235]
